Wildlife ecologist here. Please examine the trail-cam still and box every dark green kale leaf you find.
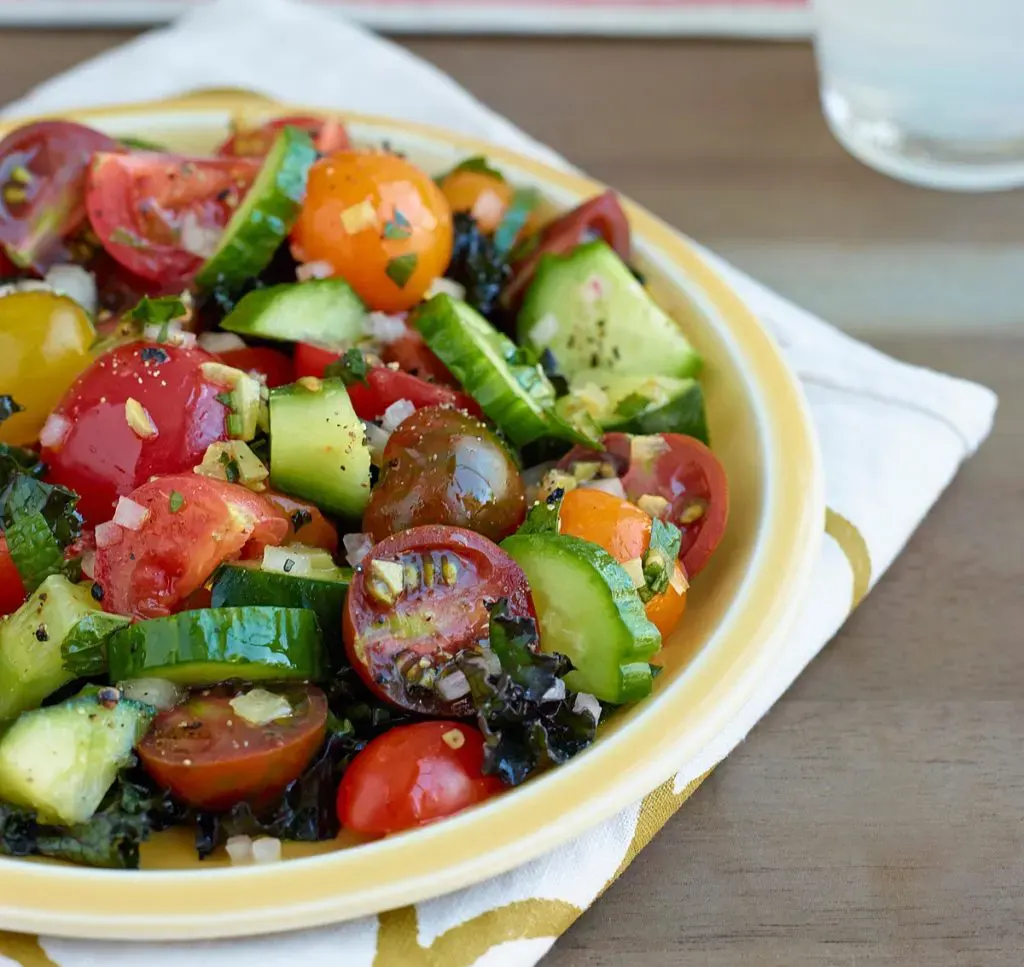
[445,213,512,320]
[458,600,597,786]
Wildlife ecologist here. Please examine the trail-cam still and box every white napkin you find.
[1,2,997,965]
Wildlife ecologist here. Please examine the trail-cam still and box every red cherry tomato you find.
[138,684,328,811]
[215,116,350,158]
[363,406,525,544]
[86,151,260,285]
[0,121,120,269]
[380,329,457,386]
[559,432,728,578]
[292,341,338,380]
[344,525,535,716]
[42,342,231,526]
[217,346,295,388]
[92,473,289,619]
[0,536,27,617]
[337,721,502,836]
[263,490,339,554]
[504,190,631,306]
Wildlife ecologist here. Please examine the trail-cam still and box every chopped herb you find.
[0,396,24,425]
[614,392,652,421]
[385,253,418,289]
[226,413,243,438]
[493,187,540,256]
[218,452,241,483]
[382,209,412,240]
[290,509,313,531]
[126,294,188,331]
[639,517,682,602]
[323,348,369,387]
[168,490,185,514]
[517,489,563,536]
[448,156,505,181]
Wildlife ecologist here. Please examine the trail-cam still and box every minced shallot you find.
[112,496,150,531]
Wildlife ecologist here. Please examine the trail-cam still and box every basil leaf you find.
[493,187,540,257]
[382,209,412,241]
[323,347,369,387]
[385,253,418,289]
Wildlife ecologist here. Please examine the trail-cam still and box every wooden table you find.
[2,31,1022,967]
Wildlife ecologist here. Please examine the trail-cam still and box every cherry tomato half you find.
[0,536,27,617]
[364,406,525,544]
[138,684,328,811]
[263,490,339,554]
[42,342,232,525]
[217,346,294,389]
[0,120,120,269]
[337,721,502,836]
[216,116,350,158]
[558,487,687,638]
[291,150,453,312]
[504,190,631,306]
[559,432,728,578]
[93,474,289,619]
[292,341,337,380]
[344,525,535,716]
[86,151,260,285]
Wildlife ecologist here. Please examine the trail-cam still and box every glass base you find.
[821,85,1024,192]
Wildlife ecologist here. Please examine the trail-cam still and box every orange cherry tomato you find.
[557,488,688,639]
[291,150,453,313]
[439,169,514,234]
[262,490,339,554]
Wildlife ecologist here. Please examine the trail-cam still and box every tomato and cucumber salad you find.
[0,113,727,870]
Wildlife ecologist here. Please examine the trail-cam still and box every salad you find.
[0,113,728,869]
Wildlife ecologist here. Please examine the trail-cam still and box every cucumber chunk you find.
[106,606,326,685]
[195,127,317,291]
[414,293,599,448]
[517,241,702,381]
[269,377,372,517]
[220,279,367,350]
[0,693,153,825]
[501,532,661,703]
[0,575,128,721]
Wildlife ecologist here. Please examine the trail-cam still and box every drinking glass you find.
[812,0,1024,191]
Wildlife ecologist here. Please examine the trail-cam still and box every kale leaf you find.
[445,213,512,320]
[458,600,597,786]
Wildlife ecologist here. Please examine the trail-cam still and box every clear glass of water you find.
[812,0,1024,191]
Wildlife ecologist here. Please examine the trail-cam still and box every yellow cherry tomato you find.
[439,169,515,234]
[291,150,453,313]
[0,291,95,446]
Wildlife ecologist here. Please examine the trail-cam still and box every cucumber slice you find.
[107,606,326,686]
[0,693,153,825]
[195,127,317,291]
[413,293,599,448]
[210,562,351,665]
[0,575,127,721]
[501,532,660,703]
[269,377,372,517]
[220,279,367,350]
[518,241,702,381]
[557,375,709,444]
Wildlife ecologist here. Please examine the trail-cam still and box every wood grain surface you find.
[1,31,1022,967]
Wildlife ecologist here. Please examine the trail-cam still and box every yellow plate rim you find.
[0,94,824,940]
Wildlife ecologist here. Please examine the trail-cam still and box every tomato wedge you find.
[217,346,295,389]
[337,721,502,836]
[0,120,121,270]
[504,190,631,306]
[138,684,328,811]
[0,536,27,617]
[93,474,289,619]
[263,490,339,554]
[343,525,535,716]
[559,432,728,578]
[216,116,350,158]
[86,151,260,285]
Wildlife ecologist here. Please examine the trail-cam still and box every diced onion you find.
[251,837,282,864]
[630,435,670,467]
[528,312,559,348]
[436,669,471,701]
[580,476,627,499]
[572,692,602,723]
[621,557,646,588]
[340,199,378,235]
[382,398,415,433]
[343,532,373,567]
[541,679,567,703]
[471,189,507,226]
[38,413,71,449]
[119,677,183,711]
[425,276,466,301]
[362,421,391,464]
[80,550,96,579]
[363,311,408,345]
[296,259,333,282]
[44,264,98,316]
[113,496,150,531]
[669,565,689,595]
[95,520,124,548]
[197,331,246,354]
[179,211,222,258]
[226,835,254,865]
